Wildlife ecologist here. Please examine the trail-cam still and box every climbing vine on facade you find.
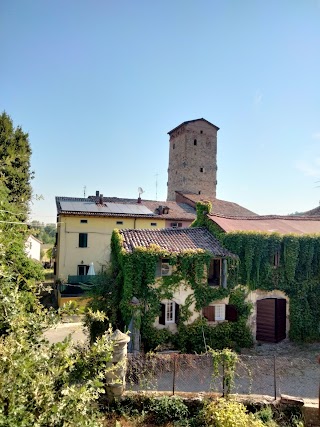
[110,229,254,353]
[194,201,320,342]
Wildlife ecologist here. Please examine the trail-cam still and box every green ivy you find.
[110,229,251,353]
[193,201,320,343]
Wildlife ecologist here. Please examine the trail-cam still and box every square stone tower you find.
[166,118,219,201]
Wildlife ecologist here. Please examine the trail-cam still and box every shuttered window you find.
[159,302,179,325]
[225,304,238,322]
[202,305,215,321]
[79,233,88,248]
[208,259,221,286]
[155,259,172,277]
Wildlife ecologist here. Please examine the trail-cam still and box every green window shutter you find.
[79,233,88,248]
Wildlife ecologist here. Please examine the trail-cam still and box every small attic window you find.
[80,219,87,223]
[194,139,197,146]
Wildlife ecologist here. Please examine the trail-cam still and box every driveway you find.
[43,322,88,345]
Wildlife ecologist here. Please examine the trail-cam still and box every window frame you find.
[208,258,221,286]
[77,264,89,275]
[159,301,180,325]
[78,233,88,248]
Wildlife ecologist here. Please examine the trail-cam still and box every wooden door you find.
[256,298,286,343]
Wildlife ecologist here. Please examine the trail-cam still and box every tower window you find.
[194,139,197,146]
[198,191,201,195]
[173,143,175,149]
[200,130,203,134]
[200,167,204,173]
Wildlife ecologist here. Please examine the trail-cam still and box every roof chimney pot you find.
[96,191,100,197]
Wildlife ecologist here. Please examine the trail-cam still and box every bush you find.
[203,398,265,427]
[149,396,189,425]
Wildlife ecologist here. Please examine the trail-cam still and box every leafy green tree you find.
[30,220,56,244]
[0,112,33,215]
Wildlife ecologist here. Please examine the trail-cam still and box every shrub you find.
[149,396,189,425]
[203,398,265,427]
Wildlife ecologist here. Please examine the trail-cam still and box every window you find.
[194,139,197,146]
[208,259,221,286]
[170,222,183,228]
[202,304,224,321]
[159,301,180,325]
[200,130,203,134]
[214,304,225,321]
[166,301,174,323]
[198,191,201,194]
[116,221,123,225]
[77,264,89,275]
[79,233,88,248]
[156,259,173,277]
[273,251,280,267]
[151,222,157,226]
[80,219,87,223]
[173,143,175,149]
[200,167,204,173]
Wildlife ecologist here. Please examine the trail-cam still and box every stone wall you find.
[167,119,218,201]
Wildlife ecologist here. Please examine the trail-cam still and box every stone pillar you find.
[105,329,130,401]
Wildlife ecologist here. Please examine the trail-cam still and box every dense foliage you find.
[109,229,253,353]
[0,112,33,217]
[195,200,320,342]
[30,220,56,244]
[0,115,114,425]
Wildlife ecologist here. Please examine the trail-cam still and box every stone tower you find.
[166,118,219,201]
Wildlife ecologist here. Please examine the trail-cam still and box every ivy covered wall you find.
[194,201,320,342]
[110,229,253,352]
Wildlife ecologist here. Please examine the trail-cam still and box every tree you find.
[0,112,33,215]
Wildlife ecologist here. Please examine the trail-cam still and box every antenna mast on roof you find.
[83,185,86,198]
[155,173,158,201]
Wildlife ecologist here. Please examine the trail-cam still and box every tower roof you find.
[167,118,220,135]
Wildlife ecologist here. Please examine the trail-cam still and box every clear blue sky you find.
[1,0,320,223]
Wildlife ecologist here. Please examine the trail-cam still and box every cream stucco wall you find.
[56,215,166,281]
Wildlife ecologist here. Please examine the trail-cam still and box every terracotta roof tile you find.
[208,213,320,235]
[176,192,257,217]
[119,227,234,257]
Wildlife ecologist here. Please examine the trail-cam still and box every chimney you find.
[137,197,141,204]
[158,205,163,215]
[99,194,104,204]
[96,190,100,197]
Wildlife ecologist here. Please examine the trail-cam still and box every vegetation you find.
[105,394,304,427]
[0,112,33,217]
[195,200,320,343]
[0,114,114,425]
[30,220,56,244]
[107,229,254,353]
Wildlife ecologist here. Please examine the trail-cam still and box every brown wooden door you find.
[256,298,286,343]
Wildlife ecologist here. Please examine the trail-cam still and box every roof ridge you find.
[208,213,320,221]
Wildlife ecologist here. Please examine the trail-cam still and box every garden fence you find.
[126,353,318,401]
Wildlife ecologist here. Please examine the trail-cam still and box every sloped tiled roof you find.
[176,192,257,217]
[119,227,234,257]
[208,214,320,235]
[168,118,220,134]
[56,196,196,221]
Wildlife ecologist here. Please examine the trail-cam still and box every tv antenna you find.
[138,187,144,198]
[155,173,159,200]
[83,185,86,197]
